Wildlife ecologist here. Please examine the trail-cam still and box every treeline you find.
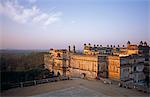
[0,52,46,72]
[1,67,52,82]
[0,51,52,90]
[1,67,53,90]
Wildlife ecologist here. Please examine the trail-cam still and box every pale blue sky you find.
[0,0,149,50]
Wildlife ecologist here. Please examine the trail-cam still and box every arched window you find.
[57,53,61,57]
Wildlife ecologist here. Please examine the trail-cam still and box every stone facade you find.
[107,56,120,80]
[138,41,150,85]
[70,54,98,78]
[83,41,139,56]
[44,41,149,85]
[107,55,145,83]
[44,49,70,77]
[44,48,99,79]
[98,55,108,78]
[83,43,112,55]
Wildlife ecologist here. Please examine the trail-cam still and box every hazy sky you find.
[0,0,149,50]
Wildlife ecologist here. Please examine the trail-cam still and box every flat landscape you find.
[1,79,149,97]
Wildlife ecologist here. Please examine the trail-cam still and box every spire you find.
[127,41,131,46]
[73,45,76,53]
[144,41,147,46]
[140,41,143,46]
[88,43,91,47]
[68,45,71,52]
[110,45,112,48]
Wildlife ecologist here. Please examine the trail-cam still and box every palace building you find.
[107,55,145,83]
[44,47,99,79]
[44,41,149,85]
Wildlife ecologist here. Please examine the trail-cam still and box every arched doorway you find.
[81,73,86,79]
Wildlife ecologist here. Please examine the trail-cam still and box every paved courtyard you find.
[1,79,149,97]
[30,85,108,97]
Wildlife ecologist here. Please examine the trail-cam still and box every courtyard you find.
[1,78,149,97]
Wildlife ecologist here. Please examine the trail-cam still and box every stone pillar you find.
[20,82,23,88]
[34,80,36,85]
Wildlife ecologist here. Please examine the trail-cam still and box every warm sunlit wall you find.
[70,54,98,78]
[108,56,120,80]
